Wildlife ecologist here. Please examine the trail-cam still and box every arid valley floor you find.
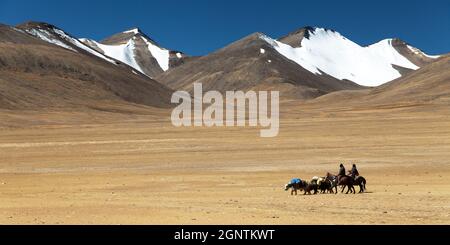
[0,103,449,224]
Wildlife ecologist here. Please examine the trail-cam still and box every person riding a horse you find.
[350,164,359,179]
[338,164,346,176]
[338,163,346,181]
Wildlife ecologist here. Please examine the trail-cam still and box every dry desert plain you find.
[0,101,449,224]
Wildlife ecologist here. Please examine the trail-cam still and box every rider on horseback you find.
[338,163,346,176]
[337,163,346,182]
[350,164,359,179]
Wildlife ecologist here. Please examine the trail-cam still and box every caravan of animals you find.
[285,164,367,195]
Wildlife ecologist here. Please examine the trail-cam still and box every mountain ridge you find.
[0,23,173,110]
[14,21,443,87]
[1,21,448,110]
[156,31,364,101]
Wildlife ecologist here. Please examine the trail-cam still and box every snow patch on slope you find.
[78,38,91,44]
[82,34,170,73]
[11,27,26,34]
[407,45,440,59]
[89,39,146,75]
[261,29,422,87]
[141,37,170,71]
[51,28,116,64]
[25,29,76,51]
[26,27,116,64]
[124,28,139,35]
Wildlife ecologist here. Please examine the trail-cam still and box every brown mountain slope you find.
[156,32,363,100]
[309,54,450,107]
[390,38,439,68]
[369,55,450,103]
[0,24,173,110]
[0,24,43,44]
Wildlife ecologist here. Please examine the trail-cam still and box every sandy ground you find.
[0,105,449,224]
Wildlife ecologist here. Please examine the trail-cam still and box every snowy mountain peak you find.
[277,26,342,48]
[123,28,140,35]
[100,27,161,47]
[121,28,159,44]
[262,28,429,87]
[80,28,188,77]
[280,26,318,39]
[302,26,340,39]
[302,27,353,45]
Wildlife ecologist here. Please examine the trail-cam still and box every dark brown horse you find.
[338,175,356,194]
[354,176,367,193]
[303,182,318,195]
[325,173,338,194]
[327,172,355,194]
[318,178,335,194]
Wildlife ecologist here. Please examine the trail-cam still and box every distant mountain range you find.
[0,21,448,110]
[157,26,441,100]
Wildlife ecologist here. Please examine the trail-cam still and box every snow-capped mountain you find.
[157,32,364,101]
[264,27,440,87]
[17,22,117,65]
[158,26,443,101]
[80,28,188,78]
[16,22,188,78]
[12,22,443,93]
[0,23,174,109]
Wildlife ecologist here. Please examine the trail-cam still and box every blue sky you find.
[1,0,449,55]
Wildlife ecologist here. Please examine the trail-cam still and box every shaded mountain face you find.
[0,24,173,110]
[157,32,363,101]
[80,28,188,78]
[277,26,316,48]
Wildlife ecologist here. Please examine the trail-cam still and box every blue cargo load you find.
[290,178,301,184]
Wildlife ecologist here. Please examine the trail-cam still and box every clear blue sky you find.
[1,0,449,55]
